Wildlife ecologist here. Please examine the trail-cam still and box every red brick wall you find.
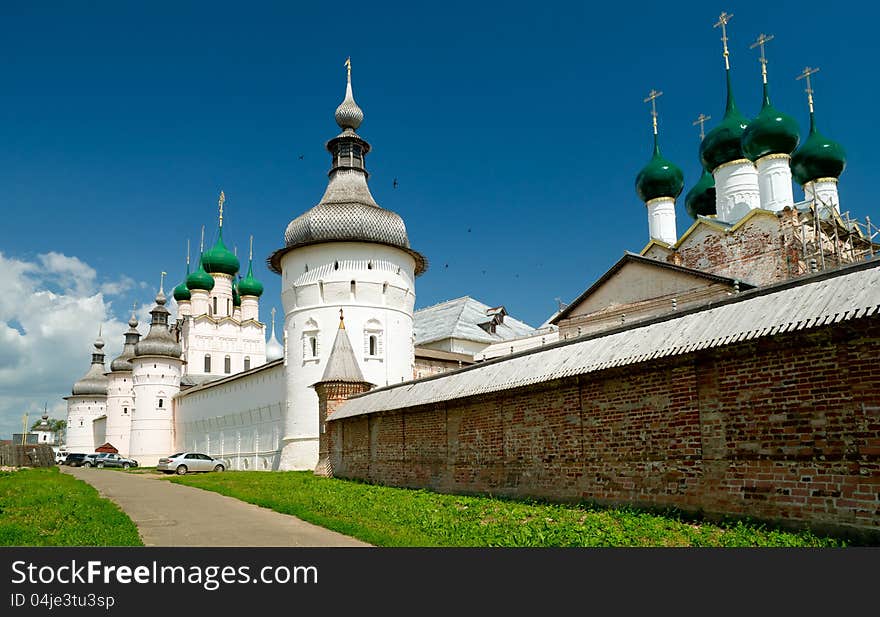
[328,318,880,538]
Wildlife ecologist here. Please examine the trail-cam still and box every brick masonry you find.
[326,317,880,538]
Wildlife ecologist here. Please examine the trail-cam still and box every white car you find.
[157,452,226,475]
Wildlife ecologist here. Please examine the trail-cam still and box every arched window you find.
[350,280,356,299]
[224,355,231,374]
[227,299,231,315]
[204,354,212,373]
[302,318,320,362]
[244,356,251,371]
[213,297,218,315]
[364,319,384,358]
[158,399,163,408]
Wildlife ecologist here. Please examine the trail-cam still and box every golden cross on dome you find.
[249,235,254,261]
[750,33,775,83]
[693,113,711,140]
[186,238,191,266]
[797,66,820,113]
[218,190,226,228]
[714,11,734,70]
[200,225,205,252]
[160,271,167,293]
[344,57,351,81]
[643,89,663,135]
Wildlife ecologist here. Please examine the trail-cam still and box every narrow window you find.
[310,337,317,357]
[204,354,212,373]
[244,356,251,371]
[158,399,163,408]
[369,335,377,356]
[350,280,356,299]
[213,297,218,314]
[367,261,373,270]
[334,261,339,270]
[224,355,231,374]
[227,299,231,314]
[123,407,128,415]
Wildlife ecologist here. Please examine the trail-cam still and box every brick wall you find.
[327,318,880,538]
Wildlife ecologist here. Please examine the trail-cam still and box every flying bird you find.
[298,154,304,160]
[393,178,399,189]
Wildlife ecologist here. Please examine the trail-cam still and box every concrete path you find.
[62,467,370,547]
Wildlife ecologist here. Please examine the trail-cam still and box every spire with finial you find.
[318,307,366,384]
[134,277,181,358]
[238,234,264,297]
[111,304,143,372]
[173,241,193,302]
[72,326,109,395]
[186,226,215,292]
[202,191,240,275]
[685,113,718,219]
[335,57,364,130]
[157,271,167,305]
[635,88,683,203]
[700,11,750,172]
[791,66,846,186]
[265,307,284,361]
[742,32,799,162]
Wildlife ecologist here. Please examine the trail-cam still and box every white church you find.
[64,20,873,471]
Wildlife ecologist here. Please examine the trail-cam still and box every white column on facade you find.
[64,397,105,452]
[210,274,233,318]
[176,300,192,318]
[804,179,840,216]
[756,154,795,212]
[713,159,761,223]
[241,296,259,321]
[129,356,182,466]
[645,197,678,245]
[104,373,134,455]
[190,290,209,317]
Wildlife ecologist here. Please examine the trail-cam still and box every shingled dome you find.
[269,64,426,275]
[72,336,109,396]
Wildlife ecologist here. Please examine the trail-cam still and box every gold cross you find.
[160,271,167,293]
[750,33,775,83]
[249,234,254,261]
[218,190,226,228]
[643,89,663,135]
[714,11,734,70]
[200,225,205,252]
[796,66,820,113]
[693,113,711,140]
[344,57,351,81]
[186,238,190,265]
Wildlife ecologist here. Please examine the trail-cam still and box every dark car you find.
[63,453,89,467]
[82,453,139,469]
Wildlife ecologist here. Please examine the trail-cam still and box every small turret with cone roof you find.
[685,114,717,219]
[173,240,193,303]
[635,89,681,245]
[266,307,283,362]
[791,67,846,186]
[72,328,109,395]
[135,273,182,359]
[202,191,240,276]
[110,308,142,372]
[741,33,799,162]
[635,89,684,203]
[700,12,751,172]
[187,226,215,292]
[238,235,264,298]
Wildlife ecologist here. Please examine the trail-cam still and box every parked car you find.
[82,452,139,469]
[53,448,69,465]
[63,453,89,467]
[157,452,225,475]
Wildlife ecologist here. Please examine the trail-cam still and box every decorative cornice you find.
[805,177,839,186]
[712,158,754,173]
[755,153,791,163]
[645,196,675,207]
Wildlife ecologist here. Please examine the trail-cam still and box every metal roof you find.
[414,296,536,346]
[333,259,880,420]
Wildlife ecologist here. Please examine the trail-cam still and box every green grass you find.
[171,471,843,547]
[0,467,143,546]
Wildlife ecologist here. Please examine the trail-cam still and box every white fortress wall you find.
[174,359,285,471]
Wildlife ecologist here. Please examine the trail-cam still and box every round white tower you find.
[64,334,109,453]
[268,61,426,470]
[128,283,183,466]
[104,311,140,456]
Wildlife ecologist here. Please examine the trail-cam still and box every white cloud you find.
[0,251,152,440]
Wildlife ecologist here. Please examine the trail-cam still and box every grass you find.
[0,467,143,546]
[170,471,844,547]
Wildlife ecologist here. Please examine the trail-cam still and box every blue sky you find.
[0,1,876,434]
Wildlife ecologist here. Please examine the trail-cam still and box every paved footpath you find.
[62,467,370,547]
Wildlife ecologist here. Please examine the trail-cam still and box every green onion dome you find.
[635,136,684,202]
[232,281,242,307]
[700,72,750,172]
[237,260,264,297]
[173,260,192,302]
[685,167,717,218]
[186,255,215,292]
[741,83,799,161]
[791,112,846,186]
[201,228,240,276]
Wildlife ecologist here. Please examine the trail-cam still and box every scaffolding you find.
[790,197,879,276]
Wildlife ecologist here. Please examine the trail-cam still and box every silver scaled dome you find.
[270,61,426,275]
[134,288,182,358]
[72,336,109,396]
